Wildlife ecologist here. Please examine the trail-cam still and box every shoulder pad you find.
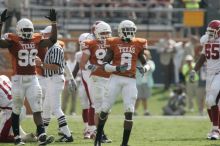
[200,34,208,45]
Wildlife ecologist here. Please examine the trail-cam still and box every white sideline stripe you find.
[26,115,208,120]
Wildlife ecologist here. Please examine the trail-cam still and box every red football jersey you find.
[106,37,148,78]
[5,33,42,75]
[82,39,110,78]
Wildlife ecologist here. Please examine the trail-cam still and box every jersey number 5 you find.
[205,44,220,59]
[18,49,38,66]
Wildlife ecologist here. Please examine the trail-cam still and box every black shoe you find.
[144,111,151,116]
[101,133,112,143]
[38,133,55,146]
[58,135,74,142]
[14,138,25,145]
[121,144,129,146]
[94,140,101,146]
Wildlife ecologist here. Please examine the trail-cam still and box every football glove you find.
[45,9,57,22]
[0,9,10,22]
[68,79,77,92]
[136,66,145,76]
[189,70,196,82]
[87,64,97,72]
[116,63,128,72]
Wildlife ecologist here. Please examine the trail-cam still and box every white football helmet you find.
[78,33,90,43]
[94,22,112,41]
[118,20,137,40]
[78,33,94,51]
[16,18,34,39]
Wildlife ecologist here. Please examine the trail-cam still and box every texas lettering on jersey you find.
[106,37,147,78]
[4,33,42,75]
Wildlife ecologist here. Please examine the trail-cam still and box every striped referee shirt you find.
[43,43,65,77]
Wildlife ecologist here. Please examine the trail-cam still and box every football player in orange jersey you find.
[0,9,57,145]
[80,21,126,143]
[72,21,105,140]
[94,20,151,146]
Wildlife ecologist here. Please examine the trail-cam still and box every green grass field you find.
[1,87,215,146]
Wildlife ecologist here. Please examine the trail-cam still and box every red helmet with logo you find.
[206,20,220,41]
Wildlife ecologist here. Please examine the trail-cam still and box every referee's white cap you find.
[40,26,52,34]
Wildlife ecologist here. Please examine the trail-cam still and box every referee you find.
[35,26,73,142]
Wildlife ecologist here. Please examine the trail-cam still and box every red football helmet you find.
[206,20,220,41]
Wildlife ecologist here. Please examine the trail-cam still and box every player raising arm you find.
[0,9,57,145]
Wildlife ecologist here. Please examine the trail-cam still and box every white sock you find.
[60,125,71,137]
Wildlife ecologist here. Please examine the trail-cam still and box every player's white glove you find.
[136,64,151,76]
[68,79,77,92]
[116,63,128,72]
[189,70,196,82]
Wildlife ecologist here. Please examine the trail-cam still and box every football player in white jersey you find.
[0,75,37,143]
[190,20,220,140]
[72,32,96,139]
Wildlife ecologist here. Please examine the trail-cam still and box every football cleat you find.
[38,133,55,146]
[144,111,151,116]
[58,135,74,142]
[14,138,25,145]
[84,130,91,139]
[90,130,97,140]
[101,133,112,143]
[210,129,220,140]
